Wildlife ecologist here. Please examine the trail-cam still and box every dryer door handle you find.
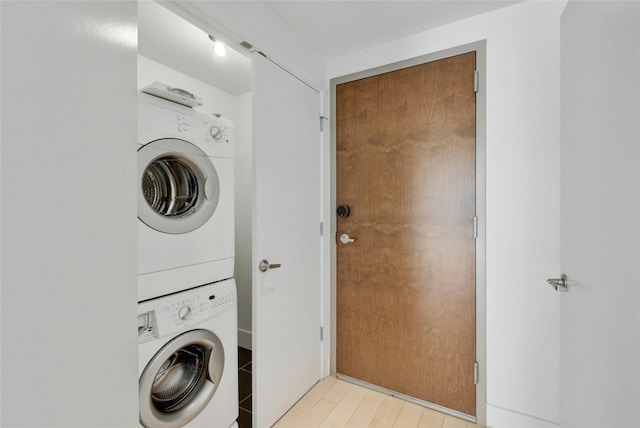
[204,177,216,200]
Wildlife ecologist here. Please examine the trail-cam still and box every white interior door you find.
[560,3,640,426]
[252,52,322,428]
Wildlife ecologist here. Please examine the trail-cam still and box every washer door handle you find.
[259,259,281,273]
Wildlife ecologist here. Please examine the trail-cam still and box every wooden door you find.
[252,52,322,428]
[336,53,477,417]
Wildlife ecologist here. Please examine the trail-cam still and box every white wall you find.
[1,2,138,426]
[232,92,253,348]
[560,2,640,426]
[138,54,240,119]
[328,2,566,426]
[137,54,254,348]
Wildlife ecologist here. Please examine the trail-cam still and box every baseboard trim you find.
[238,328,252,350]
[486,404,559,428]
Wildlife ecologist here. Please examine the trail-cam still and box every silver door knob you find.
[340,234,355,244]
[546,274,568,292]
[259,259,281,273]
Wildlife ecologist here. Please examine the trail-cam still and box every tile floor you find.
[238,347,252,428]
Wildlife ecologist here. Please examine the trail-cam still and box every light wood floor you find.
[273,376,482,428]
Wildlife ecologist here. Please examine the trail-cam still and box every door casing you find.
[329,40,487,425]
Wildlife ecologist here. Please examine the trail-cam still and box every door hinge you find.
[474,70,479,93]
[320,222,324,236]
[473,215,478,239]
[474,361,479,385]
[320,116,328,132]
[320,326,324,341]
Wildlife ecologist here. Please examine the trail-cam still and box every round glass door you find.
[150,344,206,413]
[138,139,220,234]
[139,330,225,428]
[142,157,200,218]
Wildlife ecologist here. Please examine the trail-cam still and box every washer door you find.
[139,329,225,428]
[138,139,220,234]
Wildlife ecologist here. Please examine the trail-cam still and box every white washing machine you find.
[138,278,238,428]
[138,91,235,301]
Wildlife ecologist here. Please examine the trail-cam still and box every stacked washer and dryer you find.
[136,83,239,428]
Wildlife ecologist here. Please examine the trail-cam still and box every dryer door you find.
[139,329,224,428]
[138,139,220,234]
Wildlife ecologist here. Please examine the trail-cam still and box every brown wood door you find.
[336,52,477,417]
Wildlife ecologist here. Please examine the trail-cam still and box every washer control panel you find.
[137,279,236,343]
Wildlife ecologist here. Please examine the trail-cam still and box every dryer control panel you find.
[137,278,236,344]
[138,92,235,159]
[174,113,234,147]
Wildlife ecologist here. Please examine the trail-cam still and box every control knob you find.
[209,126,223,141]
[178,306,192,321]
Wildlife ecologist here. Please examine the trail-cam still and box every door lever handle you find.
[546,274,568,292]
[259,259,281,273]
[340,234,355,244]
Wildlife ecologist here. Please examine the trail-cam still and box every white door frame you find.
[329,40,487,425]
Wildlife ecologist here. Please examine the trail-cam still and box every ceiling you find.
[263,1,520,59]
[138,1,252,95]
[139,1,521,95]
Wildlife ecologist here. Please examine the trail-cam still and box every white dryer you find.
[138,92,234,301]
[138,278,238,428]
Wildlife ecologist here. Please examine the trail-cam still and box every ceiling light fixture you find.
[208,34,226,57]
